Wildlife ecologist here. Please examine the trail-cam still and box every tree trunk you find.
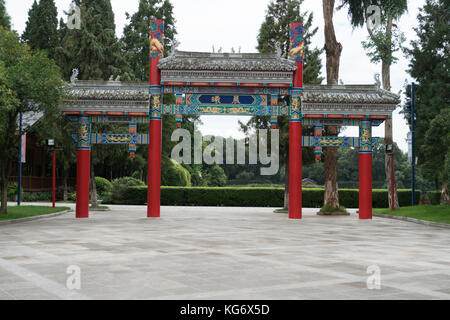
[0,158,12,215]
[441,182,450,205]
[323,0,342,86]
[322,0,342,210]
[1,179,7,214]
[323,125,340,208]
[90,162,98,207]
[384,119,399,209]
[63,172,68,202]
[381,14,399,210]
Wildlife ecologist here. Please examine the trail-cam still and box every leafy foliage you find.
[22,0,59,60]
[403,0,450,190]
[0,27,64,213]
[121,0,177,81]
[56,0,127,80]
[0,0,10,29]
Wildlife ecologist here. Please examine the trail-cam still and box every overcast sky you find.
[6,0,425,152]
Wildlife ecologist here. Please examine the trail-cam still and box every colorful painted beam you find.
[161,81,292,88]
[161,104,290,116]
[71,133,149,145]
[302,136,379,148]
[185,94,268,106]
[64,113,387,127]
[162,86,289,95]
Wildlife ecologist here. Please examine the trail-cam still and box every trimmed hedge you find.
[427,191,441,205]
[105,186,421,208]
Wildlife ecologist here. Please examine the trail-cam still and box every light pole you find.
[47,139,56,208]
[411,83,416,207]
[17,112,23,206]
[386,144,395,211]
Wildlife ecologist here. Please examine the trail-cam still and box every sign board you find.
[21,133,26,163]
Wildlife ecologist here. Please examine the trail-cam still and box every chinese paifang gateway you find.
[61,20,400,220]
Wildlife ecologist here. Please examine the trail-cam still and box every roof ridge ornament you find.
[275,42,282,58]
[170,40,180,57]
[70,68,79,84]
[374,73,381,88]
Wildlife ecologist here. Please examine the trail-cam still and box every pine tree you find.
[403,0,450,202]
[248,0,324,209]
[58,0,126,80]
[121,0,189,186]
[121,0,177,81]
[0,0,10,29]
[22,0,59,59]
[339,0,408,209]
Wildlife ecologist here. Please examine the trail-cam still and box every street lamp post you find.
[17,112,23,206]
[411,83,416,207]
[47,139,56,208]
[386,144,395,211]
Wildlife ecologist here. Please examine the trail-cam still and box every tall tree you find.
[423,108,450,204]
[57,0,126,80]
[339,0,408,209]
[0,27,64,214]
[57,0,128,205]
[121,0,200,187]
[0,0,11,29]
[322,0,343,210]
[403,0,450,202]
[249,0,323,209]
[122,0,177,81]
[22,0,59,59]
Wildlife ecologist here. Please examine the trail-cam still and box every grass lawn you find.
[373,205,450,224]
[0,206,70,221]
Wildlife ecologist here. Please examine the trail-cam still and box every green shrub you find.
[68,192,77,202]
[7,184,23,201]
[101,185,421,208]
[112,176,145,187]
[95,177,112,196]
[103,177,145,204]
[427,191,441,205]
[161,158,191,187]
[320,205,347,213]
[22,192,51,202]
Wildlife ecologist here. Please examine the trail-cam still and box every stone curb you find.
[373,213,450,229]
[0,209,72,226]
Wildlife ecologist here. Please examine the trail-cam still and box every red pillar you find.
[359,120,372,219]
[288,22,304,219]
[76,116,91,218]
[147,20,164,218]
[289,121,302,219]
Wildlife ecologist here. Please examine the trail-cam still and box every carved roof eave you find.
[158,51,297,72]
[61,81,400,115]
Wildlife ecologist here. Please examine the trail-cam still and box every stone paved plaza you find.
[0,204,449,300]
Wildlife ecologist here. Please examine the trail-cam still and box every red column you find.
[148,119,162,218]
[288,22,304,219]
[289,121,302,219]
[147,20,164,218]
[359,120,372,219]
[76,116,91,218]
